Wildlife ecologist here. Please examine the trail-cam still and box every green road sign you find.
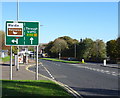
[5,21,39,46]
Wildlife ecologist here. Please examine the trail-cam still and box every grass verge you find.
[1,80,72,97]
[40,58,81,64]
[0,56,14,62]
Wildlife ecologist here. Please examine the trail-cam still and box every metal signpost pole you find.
[17,0,19,21]
[17,0,19,71]
[34,46,35,60]
[10,46,12,80]
[36,46,38,80]
[16,46,19,71]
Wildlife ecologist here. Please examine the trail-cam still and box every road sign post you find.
[6,21,39,46]
[10,46,12,80]
[35,46,38,80]
[6,21,39,80]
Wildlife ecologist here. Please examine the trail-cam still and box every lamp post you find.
[74,43,76,58]
[59,43,61,59]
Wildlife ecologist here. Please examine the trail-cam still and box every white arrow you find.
[30,37,34,44]
[11,39,18,44]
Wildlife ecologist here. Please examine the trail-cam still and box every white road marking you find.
[89,68,93,70]
[69,64,118,76]
[92,68,96,71]
[112,74,117,76]
[105,71,109,73]
[96,69,100,72]
[106,72,111,74]
[41,64,55,80]
[112,72,116,74]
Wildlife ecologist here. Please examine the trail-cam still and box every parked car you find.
[67,57,77,61]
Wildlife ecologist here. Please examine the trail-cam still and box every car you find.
[67,57,77,61]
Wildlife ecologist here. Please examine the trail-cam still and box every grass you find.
[1,80,72,97]
[0,56,14,62]
[40,58,82,64]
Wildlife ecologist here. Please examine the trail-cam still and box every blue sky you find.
[1,2,118,43]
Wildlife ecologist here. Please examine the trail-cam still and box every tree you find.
[106,40,117,61]
[50,38,68,58]
[44,36,79,58]
[0,31,10,53]
[77,38,106,62]
[59,36,79,57]
[59,36,78,46]
[44,41,55,57]
[77,38,94,60]
[91,40,106,61]
[12,46,18,55]
[28,46,34,51]
[116,37,120,59]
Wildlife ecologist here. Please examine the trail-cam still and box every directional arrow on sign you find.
[30,37,34,44]
[11,39,18,44]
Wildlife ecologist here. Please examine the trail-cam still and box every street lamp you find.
[74,43,76,58]
[59,43,61,59]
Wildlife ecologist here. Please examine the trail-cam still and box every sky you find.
[1,2,118,43]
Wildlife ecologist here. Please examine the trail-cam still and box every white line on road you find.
[112,74,117,76]
[106,72,111,74]
[41,64,55,80]
[92,68,96,71]
[112,72,116,74]
[105,71,109,73]
[70,64,118,77]
[96,69,100,72]
[89,68,93,70]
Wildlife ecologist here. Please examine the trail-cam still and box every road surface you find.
[29,59,119,98]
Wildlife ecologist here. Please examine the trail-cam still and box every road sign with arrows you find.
[5,21,39,46]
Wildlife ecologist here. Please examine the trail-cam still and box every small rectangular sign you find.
[7,23,23,37]
[6,21,39,46]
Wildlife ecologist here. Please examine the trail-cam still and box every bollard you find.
[15,55,17,66]
[104,59,106,66]
[82,59,84,63]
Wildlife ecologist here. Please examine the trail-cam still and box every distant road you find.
[29,59,119,98]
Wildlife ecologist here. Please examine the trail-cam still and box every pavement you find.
[1,59,48,80]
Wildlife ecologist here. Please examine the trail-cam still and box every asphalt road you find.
[29,59,119,98]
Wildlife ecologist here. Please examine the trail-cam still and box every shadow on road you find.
[71,87,120,98]
[0,64,14,66]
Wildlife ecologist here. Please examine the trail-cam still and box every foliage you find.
[59,36,79,57]
[116,37,120,59]
[28,46,34,51]
[12,46,18,55]
[50,38,68,54]
[106,37,120,63]
[0,31,10,51]
[77,38,94,59]
[106,40,117,60]
[44,41,55,57]
[45,36,79,58]
[77,38,106,62]
[44,35,120,63]
[92,40,106,60]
